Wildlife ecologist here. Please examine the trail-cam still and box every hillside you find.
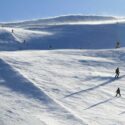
[0,15,125,50]
[0,15,125,125]
[0,48,125,125]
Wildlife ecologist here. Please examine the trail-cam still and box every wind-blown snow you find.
[0,15,125,50]
[0,15,125,125]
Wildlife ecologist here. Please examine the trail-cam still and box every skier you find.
[115,88,121,97]
[12,29,14,33]
[23,40,26,44]
[49,45,52,49]
[115,67,120,78]
[115,41,120,48]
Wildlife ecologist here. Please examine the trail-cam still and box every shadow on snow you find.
[0,59,52,104]
[64,75,125,98]
[84,97,115,110]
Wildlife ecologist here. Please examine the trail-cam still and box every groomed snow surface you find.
[0,15,125,125]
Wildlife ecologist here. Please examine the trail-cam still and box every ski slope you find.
[0,48,125,125]
[0,15,125,50]
[0,15,125,125]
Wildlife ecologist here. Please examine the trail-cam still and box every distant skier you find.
[115,67,120,78]
[115,88,121,97]
[12,29,14,33]
[23,40,26,44]
[49,45,52,49]
[115,41,120,48]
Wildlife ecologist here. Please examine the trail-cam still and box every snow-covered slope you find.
[0,48,125,125]
[0,15,125,125]
[0,15,125,50]
[0,15,117,27]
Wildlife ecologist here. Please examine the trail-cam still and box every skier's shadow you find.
[118,95,125,115]
[64,75,125,98]
[119,111,125,115]
[84,97,115,110]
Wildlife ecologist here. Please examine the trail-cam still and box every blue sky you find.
[0,0,125,22]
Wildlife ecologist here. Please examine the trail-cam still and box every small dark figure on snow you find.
[115,67,120,78]
[12,29,14,33]
[49,45,52,49]
[23,40,26,44]
[115,41,120,48]
[116,88,121,97]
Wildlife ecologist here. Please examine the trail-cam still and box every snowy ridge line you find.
[2,19,125,26]
[0,58,87,125]
[0,15,116,24]
[0,14,117,23]
[0,59,52,102]
[1,15,125,27]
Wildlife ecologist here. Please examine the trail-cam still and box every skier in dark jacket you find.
[49,45,52,49]
[116,88,121,97]
[116,41,120,48]
[115,67,120,78]
[12,29,14,33]
[23,40,26,44]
